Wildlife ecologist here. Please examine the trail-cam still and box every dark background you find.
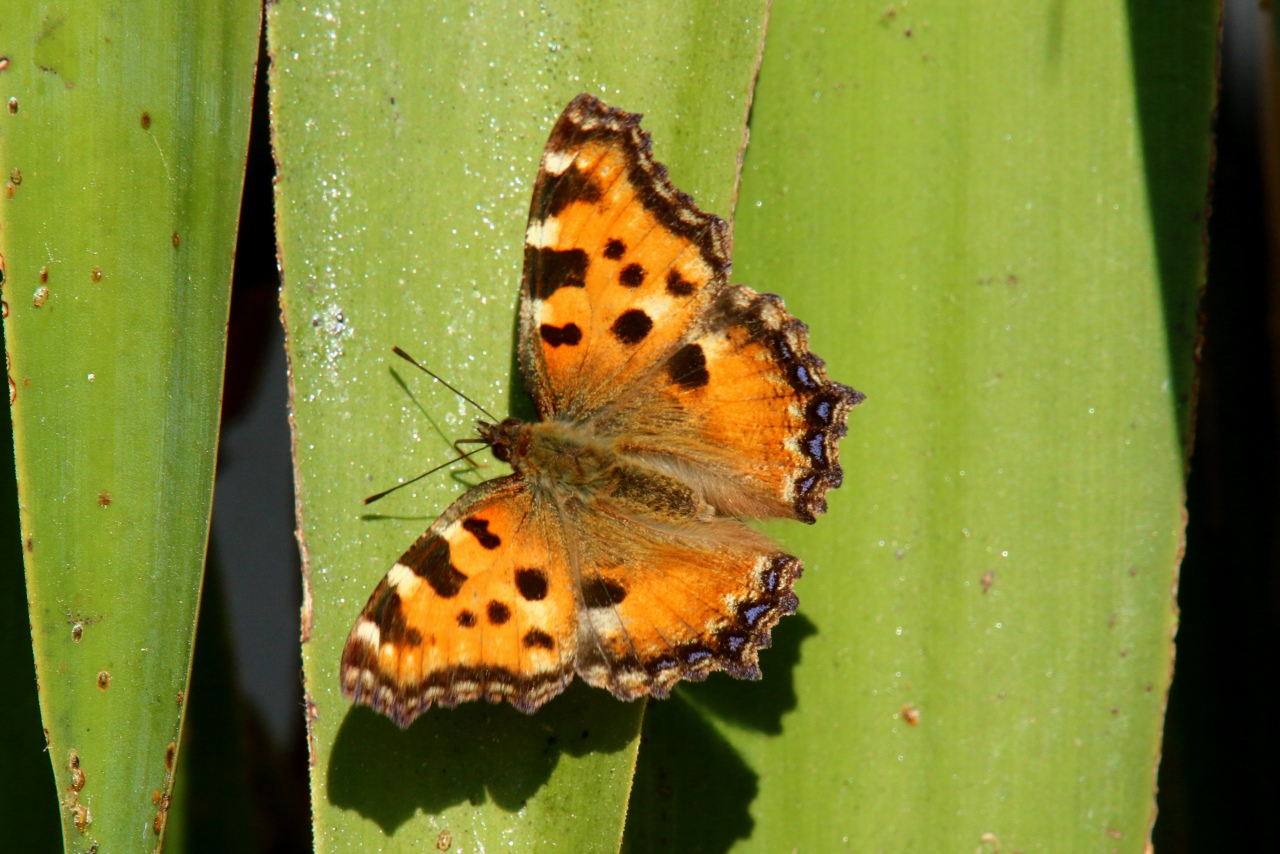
[3,3,1275,851]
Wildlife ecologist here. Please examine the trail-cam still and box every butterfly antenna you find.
[363,445,490,505]
[391,346,498,422]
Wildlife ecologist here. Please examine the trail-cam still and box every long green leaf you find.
[627,1,1215,850]
[267,1,767,850]
[0,3,260,850]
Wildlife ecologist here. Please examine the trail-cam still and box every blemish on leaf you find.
[97,491,111,507]
[140,111,151,130]
[90,267,103,283]
[7,97,17,115]
[39,265,48,284]
[164,742,176,771]
[175,690,184,706]
[71,802,91,833]
[96,670,110,690]
[171,231,180,248]
[68,749,83,786]
[901,704,921,725]
[980,570,994,593]
[0,57,9,72]
[25,536,33,552]
[33,286,49,307]
[9,167,21,185]
[436,829,453,851]
[71,623,83,642]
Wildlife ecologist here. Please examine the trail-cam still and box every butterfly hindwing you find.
[564,489,803,701]
[599,284,863,523]
[341,477,577,724]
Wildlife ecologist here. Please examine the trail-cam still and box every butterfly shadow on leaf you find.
[621,613,819,853]
[326,679,642,835]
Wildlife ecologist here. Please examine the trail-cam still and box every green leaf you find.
[266,0,767,849]
[626,1,1215,851]
[0,2,260,850]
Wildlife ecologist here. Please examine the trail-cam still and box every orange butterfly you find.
[341,93,862,727]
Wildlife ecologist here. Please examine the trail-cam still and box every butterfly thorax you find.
[478,417,706,521]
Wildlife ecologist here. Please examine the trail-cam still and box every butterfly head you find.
[477,417,531,464]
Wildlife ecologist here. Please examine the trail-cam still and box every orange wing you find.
[601,284,863,523]
[340,477,577,726]
[563,501,803,702]
[518,93,731,420]
[519,94,861,524]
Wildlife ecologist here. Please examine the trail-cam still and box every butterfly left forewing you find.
[341,477,578,726]
[520,93,731,420]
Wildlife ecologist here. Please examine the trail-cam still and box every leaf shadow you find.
[327,680,642,835]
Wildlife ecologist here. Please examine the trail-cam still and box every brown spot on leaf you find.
[436,829,453,851]
[39,266,48,284]
[141,111,151,130]
[90,267,103,283]
[901,704,921,725]
[9,167,21,185]
[7,97,17,115]
[97,491,111,507]
[980,571,994,593]
[96,670,111,690]
[164,742,176,771]
[172,231,180,248]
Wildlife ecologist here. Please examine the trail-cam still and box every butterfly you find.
[341,93,863,727]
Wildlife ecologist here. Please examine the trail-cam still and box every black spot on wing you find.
[515,567,549,601]
[374,591,423,646]
[487,600,512,625]
[666,269,696,296]
[403,535,468,598]
[540,323,582,348]
[523,629,556,650]
[457,610,477,628]
[611,309,653,344]
[604,239,626,259]
[525,246,589,299]
[666,342,709,389]
[462,517,501,549]
[582,576,628,609]
[619,263,645,288]
[536,162,603,218]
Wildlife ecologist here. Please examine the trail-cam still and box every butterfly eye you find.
[491,442,512,463]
